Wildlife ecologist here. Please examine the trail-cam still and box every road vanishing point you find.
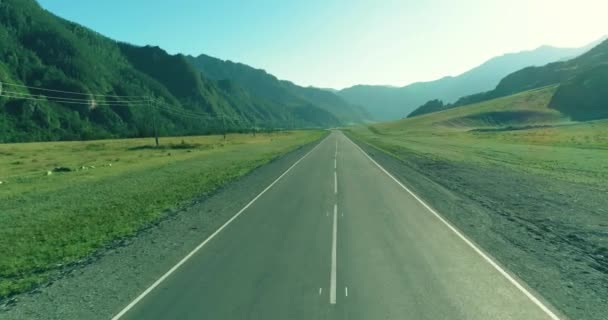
[112,131,562,320]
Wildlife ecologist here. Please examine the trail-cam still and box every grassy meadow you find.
[0,130,324,298]
[349,85,608,186]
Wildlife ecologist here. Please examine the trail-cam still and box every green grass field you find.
[350,85,608,186]
[346,86,608,319]
[0,131,324,298]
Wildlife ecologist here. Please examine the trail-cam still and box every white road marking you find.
[319,287,323,295]
[111,136,329,320]
[344,135,563,320]
[335,140,338,160]
[345,286,348,297]
[330,204,338,305]
[334,171,338,194]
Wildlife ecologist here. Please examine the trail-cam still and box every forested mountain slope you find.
[0,0,341,142]
[187,54,370,125]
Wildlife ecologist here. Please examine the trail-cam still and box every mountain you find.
[186,54,370,125]
[0,0,342,143]
[411,38,608,121]
[407,99,446,118]
[453,38,608,121]
[338,39,604,120]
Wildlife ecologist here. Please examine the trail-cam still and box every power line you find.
[0,93,146,107]
[2,90,148,104]
[1,81,146,98]
[0,91,247,123]
[154,102,214,118]
[154,107,212,120]
[156,108,252,125]
[1,81,259,123]
[155,107,220,121]
[146,102,258,126]
[154,104,217,119]
[0,81,272,144]
[154,102,251,123]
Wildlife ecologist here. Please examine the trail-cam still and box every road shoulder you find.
[345,132,607,320]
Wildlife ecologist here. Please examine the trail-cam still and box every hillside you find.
[0,0,340,143]
[407,99,446,118]
[446,38,608,121]
[186,54,370,125]
[394,86,563,132]
[338,39,602,120]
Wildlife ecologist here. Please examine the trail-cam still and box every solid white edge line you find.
[344,134,562,320]
[111,135,329,320]
[330,204,338,305]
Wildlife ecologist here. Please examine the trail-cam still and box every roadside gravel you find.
[350,135,607,320]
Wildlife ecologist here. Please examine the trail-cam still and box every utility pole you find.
[221,114,226,140]
[0,81,3,143]
[149,97,159,147]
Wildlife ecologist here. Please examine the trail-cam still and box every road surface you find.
[112,131,561,320]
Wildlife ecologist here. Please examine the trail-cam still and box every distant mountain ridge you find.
[186,54,370,125]
[446,38,608,121]
[338,38,605,120]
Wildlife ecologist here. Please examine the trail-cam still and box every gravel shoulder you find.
[348,134,608,320]
[0,137,324,320]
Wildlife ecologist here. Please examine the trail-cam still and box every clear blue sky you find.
[38,0,607,89]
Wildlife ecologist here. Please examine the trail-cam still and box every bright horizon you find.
[38,0,607,89]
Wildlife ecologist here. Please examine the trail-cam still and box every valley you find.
[1,1,607,319]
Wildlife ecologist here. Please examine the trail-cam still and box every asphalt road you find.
[113,131,562,320]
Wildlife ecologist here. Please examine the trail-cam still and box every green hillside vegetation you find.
[350,85,608,208]
[338,40,601,120]
[493,39,608,98]
[0,130,324,299]
[407,99,446,118]
[376,84,608,163]
[347,88,608,319]
[187,54,370,124]
[0,0,343,143]
[446,39,608,121]
[549,64,608,120]
[401,86,564,131]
